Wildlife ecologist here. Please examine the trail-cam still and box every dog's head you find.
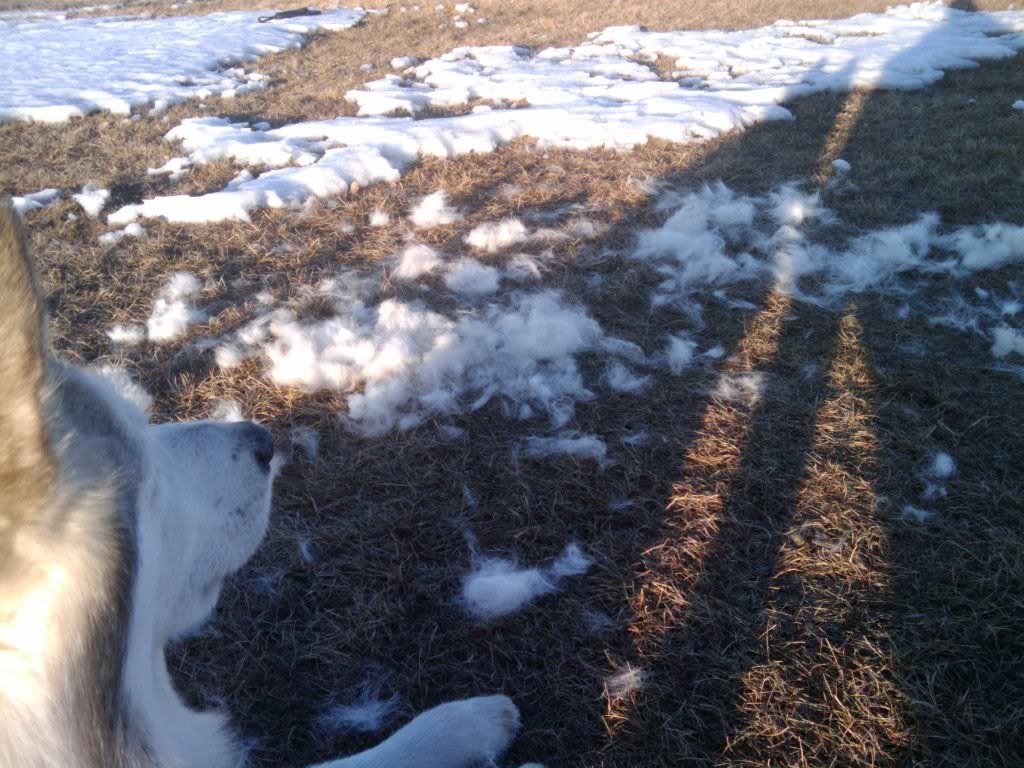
[0,207,275,765]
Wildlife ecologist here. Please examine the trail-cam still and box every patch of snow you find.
[391,56,417,69]
[1013,100,1024,110]
[99,222,145,246]
[73,183,110,218]
[0,9,366,123]
[109,4,1024,224]
[445,258,500,296]
[369,208,390,227]
[10,188,61,216]
[831,158,852,173]
[147,157,191,183]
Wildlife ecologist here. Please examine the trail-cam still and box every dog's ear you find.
[0,206,56,537]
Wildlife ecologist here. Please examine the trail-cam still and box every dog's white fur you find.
[0,208,519,768]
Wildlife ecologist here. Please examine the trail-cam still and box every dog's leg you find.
[309,695,519,768]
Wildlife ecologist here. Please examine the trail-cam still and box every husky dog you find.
[0,208,519,768]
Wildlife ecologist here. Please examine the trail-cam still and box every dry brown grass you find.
[4,1,1024,766]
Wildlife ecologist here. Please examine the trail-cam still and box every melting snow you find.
[0,9,366,123]
[106,4,1024,224]
[11,188,61,216]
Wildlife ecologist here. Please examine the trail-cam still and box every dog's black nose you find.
[242,424,274,470]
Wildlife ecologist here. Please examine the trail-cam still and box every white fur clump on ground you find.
[107,324,146,346]
[604,360,650,393]
[369,208,391,227]
[146,271,203,343]
[927,452,957,479]
[444,259,501,296]
[392,243,443,280]
[522,434,607,463]
[465,218,528,253]
[258,290,608,436]
[665,333,698,373]
[991,325,1024,358]
[410,189,460,228]
[210,399,244,422]
[462,543,592,620]
[318,677,401,734]
[604,664,647,701]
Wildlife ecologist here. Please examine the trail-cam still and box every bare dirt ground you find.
[3,1,1024,766]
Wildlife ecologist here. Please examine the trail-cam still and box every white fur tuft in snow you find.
[146,271,203,343]
[445,259,500,296]
[410,190,459,228]
[462,542,592,620]
[465,218,528,253]
[73,183,110,218]
[927,452,956,479]
[107,324,146,347]
[523,434,607,463]
[11,188,61,216]
[393,243,442,280]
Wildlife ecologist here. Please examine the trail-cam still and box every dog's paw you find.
[399,695,520,767]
